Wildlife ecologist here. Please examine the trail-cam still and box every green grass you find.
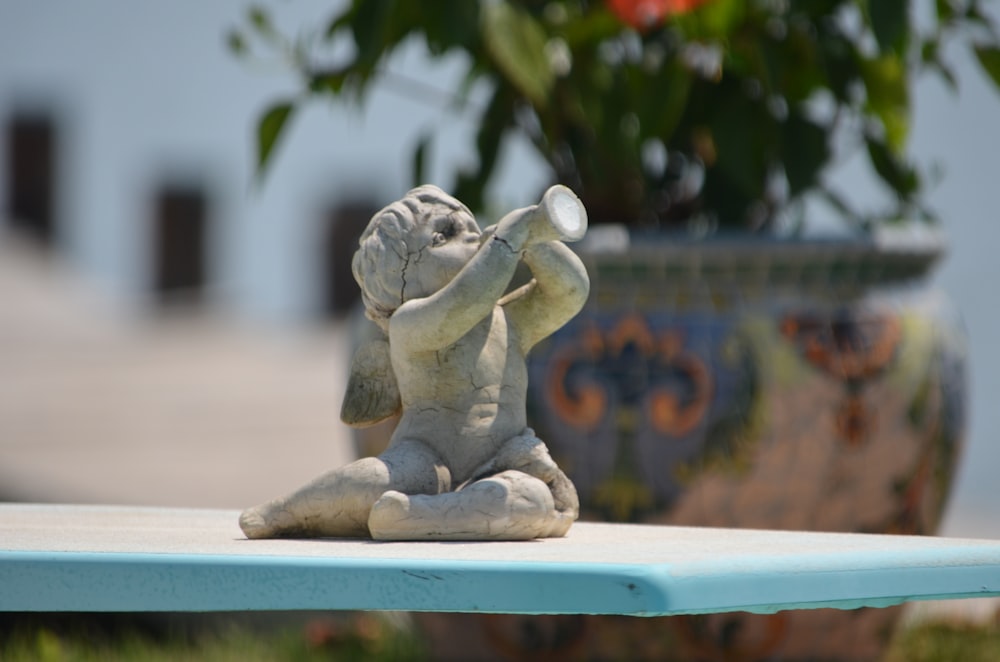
[3,628,319,662]
[886,621,1000,662]
[0,613,428,662]
[2,615,998,661]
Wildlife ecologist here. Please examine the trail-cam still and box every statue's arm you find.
[504,241,589,353]
[390,210,533,353]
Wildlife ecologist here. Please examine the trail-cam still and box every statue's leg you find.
[239,439,449,539]
[368,469,575,541]
[464,428,579,521]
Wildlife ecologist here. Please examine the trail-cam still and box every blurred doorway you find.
[4,112,58,246]
[151,185,209,305]
[321,199,376,318]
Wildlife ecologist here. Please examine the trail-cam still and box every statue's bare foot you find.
[238,505,275,539]
[238,501,306,539]
[369,472,568,541]
[368,490,411,538]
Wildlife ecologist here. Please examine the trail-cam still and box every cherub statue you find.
[239,184,589,541]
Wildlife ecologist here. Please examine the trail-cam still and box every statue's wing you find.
[340,338,402,428]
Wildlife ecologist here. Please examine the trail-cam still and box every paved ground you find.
[0,235,355,509]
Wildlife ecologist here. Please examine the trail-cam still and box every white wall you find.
[0,0,548,320]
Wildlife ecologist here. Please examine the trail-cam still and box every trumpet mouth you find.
[541,185,587,242]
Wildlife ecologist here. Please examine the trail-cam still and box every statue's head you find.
[352,185,477,331]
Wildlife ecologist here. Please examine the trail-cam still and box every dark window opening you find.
[152,186,208,305]
[321,199,377,318]
[5,113,58,245]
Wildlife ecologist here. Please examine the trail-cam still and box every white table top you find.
[3,504,999,616]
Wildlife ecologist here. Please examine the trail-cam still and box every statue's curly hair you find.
[352,185,474,331]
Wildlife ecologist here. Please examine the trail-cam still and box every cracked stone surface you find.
[240,185,590,541]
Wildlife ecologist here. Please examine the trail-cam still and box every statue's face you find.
[402,209,481,299]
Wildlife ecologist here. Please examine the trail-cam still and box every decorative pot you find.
[413,227,967,662]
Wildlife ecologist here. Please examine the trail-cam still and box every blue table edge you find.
[3,548,999,616]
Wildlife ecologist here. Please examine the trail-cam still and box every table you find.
[3,504,999,616]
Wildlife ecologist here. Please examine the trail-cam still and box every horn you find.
[531,185,588,243]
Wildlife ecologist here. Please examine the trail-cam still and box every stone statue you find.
[239,184,589,541]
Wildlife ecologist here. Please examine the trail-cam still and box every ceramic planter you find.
[416,228,967,661]
[532,229,964,532]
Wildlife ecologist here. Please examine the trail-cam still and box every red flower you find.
[607,0,710,30]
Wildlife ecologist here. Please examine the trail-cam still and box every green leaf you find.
[759,22,824,103]
[935,0,956,23]
[481,2,554,109]
[348,0,399,67]
[648,60,693,139]
[867,137,919,198]
[256,101,295,180]
[816,30,863,103]
[709,81,775,200]
[973,45,1000,91]
[867,0,910,55]
[226,30,247,57]
[781,113,830,196]
[248,5,275,38]
[559,9,623,49]
[697,0,745,39]
[308,68,350,95]
[700,166,755,227]
[422,1,480,54]
[861,55,910,153]
[326,0,416,75]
